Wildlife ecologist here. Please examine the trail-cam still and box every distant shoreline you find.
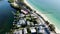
[24,0,60,33]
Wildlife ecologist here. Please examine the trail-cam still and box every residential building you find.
[24,28,28,34]
[30,27,36,34]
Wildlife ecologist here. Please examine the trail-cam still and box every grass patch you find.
[8,0,14,3]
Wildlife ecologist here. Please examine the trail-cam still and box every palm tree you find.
[48,24,55,32]
[45,21,49,25]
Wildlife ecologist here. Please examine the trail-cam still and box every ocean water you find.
[27,0,60,30]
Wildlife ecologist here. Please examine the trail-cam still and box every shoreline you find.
[24,0,60,33]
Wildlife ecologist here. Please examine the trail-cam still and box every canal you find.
[0,0,16,34]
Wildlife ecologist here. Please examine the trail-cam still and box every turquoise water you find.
[27,0,60,29]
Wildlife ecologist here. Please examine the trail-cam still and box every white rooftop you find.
[19,19,25,24]
[30,27,36,33]
[21,10,28,14]
[24,28,28,34]
[27,21,30,25]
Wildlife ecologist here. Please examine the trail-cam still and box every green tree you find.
[49,24,55,31]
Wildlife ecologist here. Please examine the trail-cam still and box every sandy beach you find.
[24,0,60,33]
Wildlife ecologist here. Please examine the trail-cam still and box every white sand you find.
[24,0,60,33]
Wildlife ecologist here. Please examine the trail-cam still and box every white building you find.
[27,21,30,26]
[18,18,26,25]
[21,9,28,14]
[38,26,47,34]
[30,27,36,33]
[24,28,28,34]
[17,22,21,27]
[16,18,26,27]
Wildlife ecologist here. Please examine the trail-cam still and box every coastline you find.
[24,0,60,33]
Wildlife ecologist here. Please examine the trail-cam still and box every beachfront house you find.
[44,28,50,34]
[38,26,49,34]
[31,13,38,19]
